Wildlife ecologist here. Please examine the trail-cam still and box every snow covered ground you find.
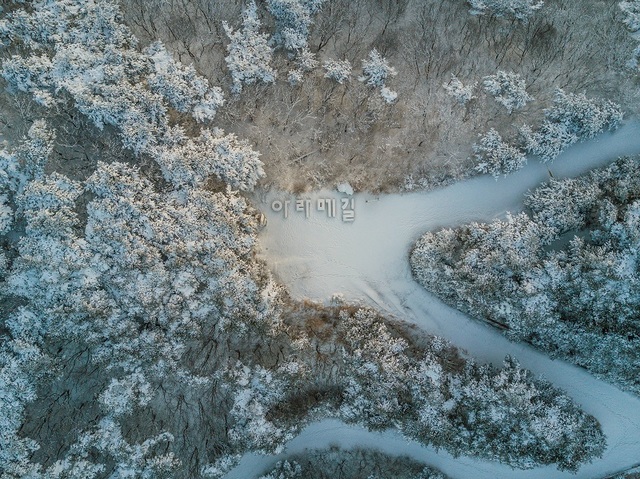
[230,123,640,479]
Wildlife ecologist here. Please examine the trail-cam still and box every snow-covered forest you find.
[411,157,640,395]
[0,0,638,478]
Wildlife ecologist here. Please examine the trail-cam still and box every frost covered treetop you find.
[620,1,640,32]
[359,49,396,88]
[223,1,276,94]
[483,71,534,113]
[145,41,224,122]
[467,0,544,22]
[323,58,352,84]
[267,0,327,51]
[443,75,477,105]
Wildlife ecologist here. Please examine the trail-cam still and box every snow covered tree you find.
[287,69,304,85]
[0,193,11,234]
[256,448,449,479]
[0,167,91,478]
[467,0,544,22]
[80,161,274,369]
[201,454,242,479]
[519,121,577,163]
[75,418,179,478]
[296,48,318,72]
[6,155,275,381]
[98,372,153,418]
[16,172,82,238]
[359,49,397,87]
[380,87,398,104]
[1,152,277,476]
[0,120,54,208]
[267,0,327,51]
[15,120,53,182]
[545,89,623,138]
[524,176,602,235]
[443,75,477,105]
[287,48,318,85]
[0,54,56,107]
[145,41,224,121]
[338,309,413,430]
[223,1,276,94]
[619,1,640,67]
[0,0,167,154]
[75,83,167,154]
[411,211,552,328]
[521,90,623,162]
[447,356,604,471]
[483,71,534,113]
[358,49,398,103]
[473,128,527,178]
[150,127,265,191]
[0,2,282,477]
[620,1,640,32]
[225,362,292,453]
[0,331,47,479]
[8,173,87,318]
[0,148,16,235]
[323,58,352,84]
[258,460,302,479]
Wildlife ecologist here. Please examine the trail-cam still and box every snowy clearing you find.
[228,121,640,479]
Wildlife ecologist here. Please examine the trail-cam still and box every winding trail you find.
[231,123,640,479]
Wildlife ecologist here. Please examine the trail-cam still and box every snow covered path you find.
[234,123,640,479]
